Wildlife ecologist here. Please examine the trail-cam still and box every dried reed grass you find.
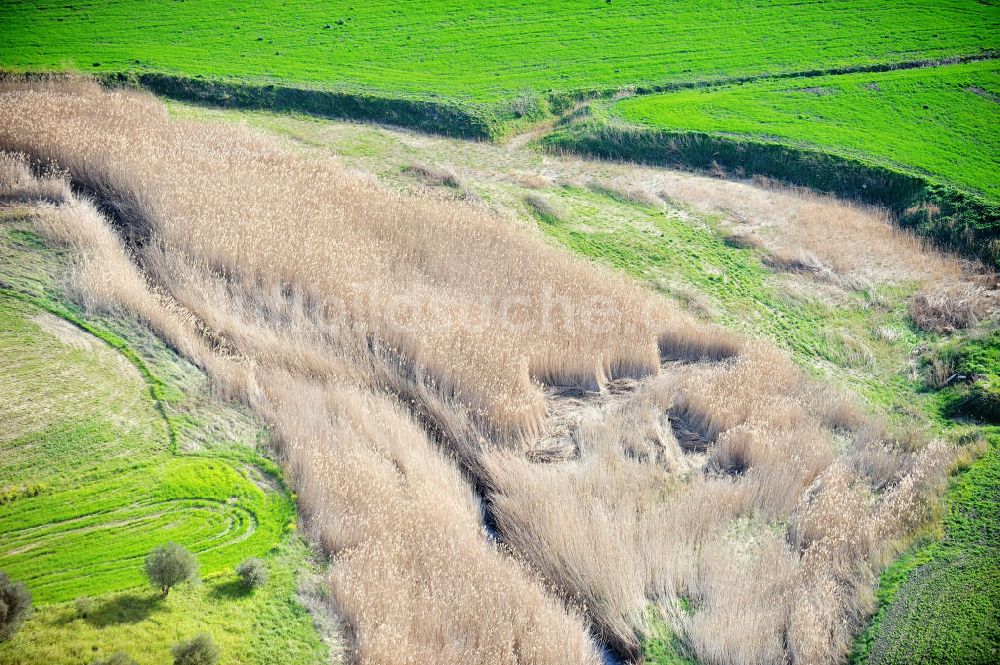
[0,80,960,665]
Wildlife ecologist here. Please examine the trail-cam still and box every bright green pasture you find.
[0,537,329,665]
[0,294,293,604]
[0,219,328,662]
[0,454,291,604]
[1,0,997,102]
[610,60,1000,199]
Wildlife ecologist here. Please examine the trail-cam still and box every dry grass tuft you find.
[524,193,566,224]
[588,179,663,208]
[908,282,993,333]
[402,161,464,189]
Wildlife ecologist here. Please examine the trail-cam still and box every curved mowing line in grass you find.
[0,455,291,604]
[0,291,294,604]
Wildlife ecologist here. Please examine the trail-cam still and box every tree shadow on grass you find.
[208,578,250,601]
[85,592,165,627]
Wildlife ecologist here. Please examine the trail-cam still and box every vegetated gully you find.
[65,171,669,663]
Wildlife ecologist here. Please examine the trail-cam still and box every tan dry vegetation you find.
[0,80,960,665]
[0,79,743,441]
[907,281,994,333]
[9,158,603,665]
[485,343,952,663]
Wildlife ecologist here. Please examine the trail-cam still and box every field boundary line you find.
[551,50,1000,107]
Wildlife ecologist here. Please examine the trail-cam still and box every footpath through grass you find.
[1,0,997,135]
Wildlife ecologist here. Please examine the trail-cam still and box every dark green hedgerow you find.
[544,115,1000,269]
[100,72,513,140]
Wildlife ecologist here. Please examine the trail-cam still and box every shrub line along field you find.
[546,59,1000,268]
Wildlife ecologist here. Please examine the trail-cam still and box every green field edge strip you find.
[0,282,292,491]
[544,113,1000,270]
[0,284,178,453]
[547,49,1000,109]
[3,50,996,141]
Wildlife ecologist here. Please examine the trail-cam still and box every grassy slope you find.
[610,60,1000,200]
[850,438,999,665]
[0,217,328,664]
[1,0,996,104]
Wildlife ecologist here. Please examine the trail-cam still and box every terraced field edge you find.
[1,71,516,140]
[544,51,1000,111]
[544,115,1000,269]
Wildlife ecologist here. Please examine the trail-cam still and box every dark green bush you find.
[172,633,219,665]
[0,571,32,642]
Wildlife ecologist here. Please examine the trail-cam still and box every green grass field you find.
[0,537,329,665]
[1,1,996,105]
[0,218,329,663]
[0,293,292,604]
[851,439,1000,665]
[609,60,1000,200]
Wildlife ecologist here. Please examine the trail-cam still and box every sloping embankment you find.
[544,114,1000,269]
[99,72,503,139]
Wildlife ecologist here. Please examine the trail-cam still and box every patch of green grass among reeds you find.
[0,537,328,665]
[0,453,293,604]
[609,60,1000,200]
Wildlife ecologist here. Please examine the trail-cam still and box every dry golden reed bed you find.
[0,80,959,665]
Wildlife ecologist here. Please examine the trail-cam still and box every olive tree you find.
[144,542,198,598]
[0,571,32,642]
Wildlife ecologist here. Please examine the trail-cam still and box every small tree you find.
[92,653,138,665]
[144,542,198,598]
[74,596,95,618]
[0,571,32,642]
[172,633,219,665]
[235,557,268,590]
